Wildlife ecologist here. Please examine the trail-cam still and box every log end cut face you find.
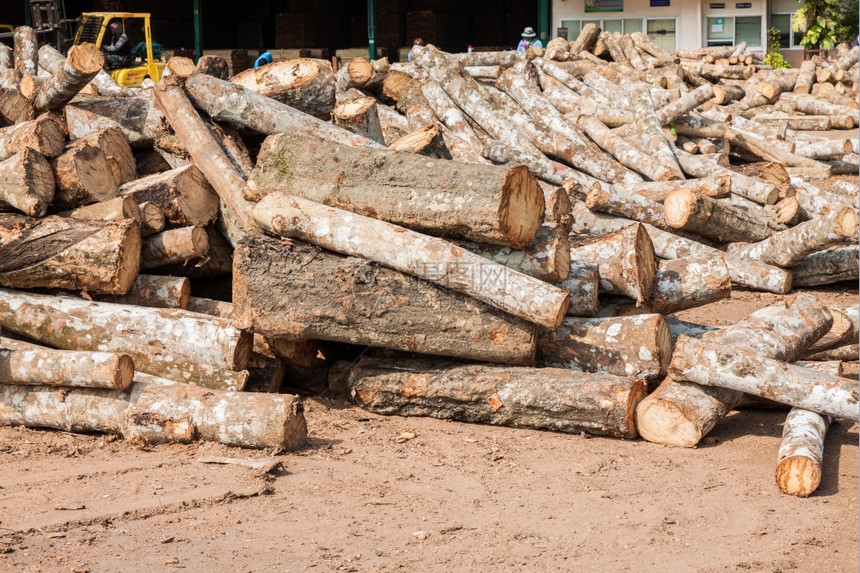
[635,392,704,447]
[498,165,545,249]
[67,42,105,75]
[775,456,821,497]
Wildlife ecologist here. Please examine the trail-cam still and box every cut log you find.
[346,357,646,439]
[569,23,602,58]
[140,226,209,270]
[457,225,570,283]
[726,126,824,169]
[801,308,855,357]
[0,114,65,161]
[669,335,858,420]
[663,188,775,243]
[802,343,859,361]
[388,123,451,159]
[118,164,219,229]
[31,42,103,113]
[254,193,568,329]
[791,245,859,288]
[50,143,118,209]
[726,207,859,267]
[0,347,133,390]
[0,147,55,217]
[675,149,779,205]
[776,408,832,497]
[421,79,485,154]
[228,58,335,120]
[68,126,136,185]
[331,96,385,144]
[13,26,38,81]
[793,59,817,94]
[0,88,34,126]
[585,181,670,230]
[137,201,166,236]
[231,235,537,365]
[631,176,732,202]
[569,223,657,305]
[125,383,307,450]
[153,73,257,246]
[64,95,162,150]
[95,274,190,309]
[557,261,600,318]
[248,131,544,249]
[649,252,731,314]
[635,293,833,447]
[537,313,671,380]
[0,214,139,295]
[62,195,141,224]
[195,54,229,79]
[0,290,249,390]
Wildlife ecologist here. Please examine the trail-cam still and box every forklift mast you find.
[27,0,76,53]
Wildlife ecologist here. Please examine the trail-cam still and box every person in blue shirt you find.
[254,50,273,68]
[517,27,542,52]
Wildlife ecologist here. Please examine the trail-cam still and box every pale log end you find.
[499,164,544,249]
[775,456,821,497]
[635,393,703,447]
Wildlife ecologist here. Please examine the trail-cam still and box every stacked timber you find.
[0,27,856,494]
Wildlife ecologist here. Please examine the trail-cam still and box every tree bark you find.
[254,193,569,329]
[537,313,671,380]
[0,289,249,390]
[0,87,34,126]
[649,252,731,314]
[95,273,190,309]
[50,142,118,209]
[31,42,103,113]
[557,261,600,318]
[669,335,858,421]
[62,195,141,224]
[801,308,855,357]
[195,54,229,79]
[584,181,670,230]
[248,131,545,249]
[791,245,858,288]
[456,224,570,283]
[153,73,258,246]
[421,79,485,154]
[117,164,219,229]
[0,147,55,217]
[228,58,335,120]
[231,235,537,366]
[725,207,859,267]
[346,357,646,439]
[776,408,831,497]
[0,215,140,295]
[663,188,775,243]
[569,223,657,305]
[793,59,817,94]
[569,23,601,57]
[0,114,65,161]
[68,126,136,185]
[387,123,451,159]
[635,293,833,447]
[675,149,779,205]
[64,95,162,150]
[0,347,133,390]
[630,176,732,202]
[331,96,385,144]
[13,26,37,81]
[140,226,209,270]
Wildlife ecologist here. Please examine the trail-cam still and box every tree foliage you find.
[792,0,859,49]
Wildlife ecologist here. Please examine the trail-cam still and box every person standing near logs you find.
[517,27,542,52]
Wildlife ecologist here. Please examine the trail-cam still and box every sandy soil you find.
[0,284,856,573]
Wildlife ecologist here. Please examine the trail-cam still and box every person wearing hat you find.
[517,27,542,52]
[102,21,131,68]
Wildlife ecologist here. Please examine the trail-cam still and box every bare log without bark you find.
[0,347,133,390]
[231,235,537,365]
[228,58,335,120]
[669,335,858,421]
[663,188,775,243]
[0,147,55,217]
[0,215,140,295]
[776,408,831,497]
[0,114,65,161]
[248,132,545,249]
[538,314,671,380]
[118,164,219,229]
[347,357,646,439]
[254,193,568,329]
[635,293,833,447]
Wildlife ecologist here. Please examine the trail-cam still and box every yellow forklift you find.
[73,12,165,88]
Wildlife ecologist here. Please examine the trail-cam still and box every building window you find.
[706,15,762,48]
[559,17,671,48]
[770,13,795,48]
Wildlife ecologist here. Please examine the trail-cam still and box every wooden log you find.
[387,123,452,159]
[792,137,854,160]
[538,313,671,380]
[782,93,859,126]
[569,223,657,305]
[137,201,166,236]
[125,383,306,449]
[195,54,229,79]
[801,343,859,361]
[62,195,141,224]
[748,113,834,131]
[675,149,778,205]
[569,23,601,58]
[254,193,568,329]
[421,79,485,154]
[154,73,257,246]
[635,293,833,447]
[0,290,249,390]
[248,132,544,249]
[793,59,817,94]
[649,252,731,314]
[663,188,775,243]
[756,69,799,99]
[95,274,190,309]
[558,261,600,317]
[629,31,676,64]
[0,88,34,126]
[0,147,55,217]
[64,95,162,150]
[801,308,855,357]
[585,181,670,230]
[228,58,335,120]
[31,42,103,113]
[776,408,831,497]
[331,96,385,144]
[346,357,646,439]
[457,225,570,283]
[0,215,139,295]
[231,235,537,365]
[0,347,133,390]
[118,164,219,229]
[669,335,858,420]
[793,181,857,219]
[140,226,209,270]
[725,126,824,168]
[726,207,859,267]
[626,86,685,179]
[481,139,582,188]
[791,245,858,288]
[36,42,124,98]
[0,114,65,162]
[631,176,731,202]
[67,126,136,186]
[50,142,118,209]
[13,26,37,81]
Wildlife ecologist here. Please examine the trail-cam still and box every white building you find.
[552,0,804,65]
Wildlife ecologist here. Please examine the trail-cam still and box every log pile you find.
[0,28,856,496]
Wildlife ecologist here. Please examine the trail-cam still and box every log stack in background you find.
[0,25,857,496]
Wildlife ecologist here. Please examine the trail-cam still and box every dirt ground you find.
[0,284,856,573]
